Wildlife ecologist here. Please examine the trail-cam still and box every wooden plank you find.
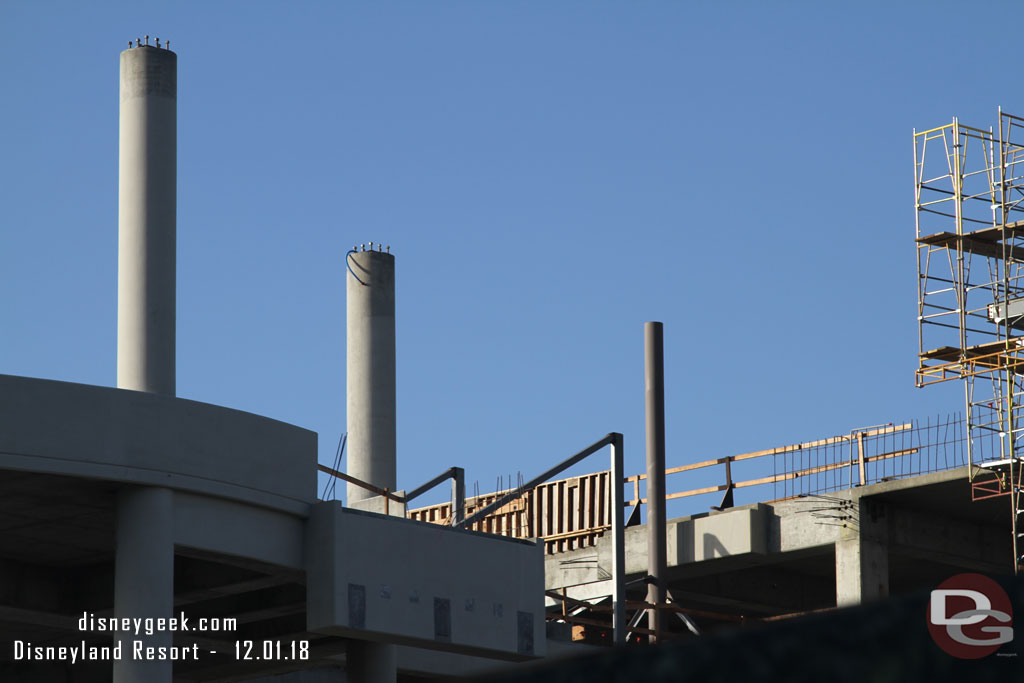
[666,484,728,499]
[915,231,1024,261]
[582,475,592,538]
[548,615,613,630]
[761,606,837,622]
[965,220,1024,242]
[630,423,912,481]
[524,489,533,537]
[542,525,611,542]
[921,339,1022,362]
[730,424,912,462]
[572,479,581,536]
[664,456,730,476]
[554,480,563,537]
[545,591,596,610]
[544,482,553,537]
[735,448,917,489]
[627,447,920,504]
[857,431,866,486]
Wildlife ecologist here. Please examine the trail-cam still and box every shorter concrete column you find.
[835,498,889,606]
[346,249,396,505]
[114,487,174,683]
[348,641,396,683]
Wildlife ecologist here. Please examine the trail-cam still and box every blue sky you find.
[0,2,993,515]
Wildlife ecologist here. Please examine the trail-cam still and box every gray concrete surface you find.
[545,470,1011,619]
[118,45,177,396]
[0,374,317,514]
[173,492,306,569]
[114,487,173,683]
[349,491,407,517]
[346,250,396,505]
[306,503,546,660]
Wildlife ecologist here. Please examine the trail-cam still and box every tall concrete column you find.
[346,249,396,503]
[114,487,174,683]
[114,42,177,683]
[835,498,889,606]
[118,43,176,395]
[644,322,667,643]
[346,248,397,682]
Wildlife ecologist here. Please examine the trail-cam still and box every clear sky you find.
[0,1,994,515]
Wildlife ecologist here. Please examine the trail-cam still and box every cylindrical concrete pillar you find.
[118,44,176,395]
[345,249,397,681]
[644,321,667,643]
[114,487,174,683]
[346,249,396,504]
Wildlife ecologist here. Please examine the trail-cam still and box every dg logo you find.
[927,573,1013,659]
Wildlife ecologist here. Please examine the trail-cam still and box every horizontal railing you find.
[401,415,968,554]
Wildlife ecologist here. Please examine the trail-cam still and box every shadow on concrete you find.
[476,574,1024,683]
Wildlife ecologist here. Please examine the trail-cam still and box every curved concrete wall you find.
[0,374,316,514]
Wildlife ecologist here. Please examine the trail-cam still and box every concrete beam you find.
[175,572,304,606]
[173,492,306,570]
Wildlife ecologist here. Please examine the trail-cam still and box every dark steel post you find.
[610,432,626,644]
[452,466,466,526]
[645,322,667,644]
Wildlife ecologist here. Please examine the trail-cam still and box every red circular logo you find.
[927,573,1013,659]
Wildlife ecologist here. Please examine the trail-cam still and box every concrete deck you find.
[545,468,1010,621]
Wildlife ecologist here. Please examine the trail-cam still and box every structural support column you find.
[114,42,177,682]
[117,43,177,395]
[346,249,396,504]
[114,487,174,683]
[644,322,667,643]
[835,498,889,606]
[346,247,397,681]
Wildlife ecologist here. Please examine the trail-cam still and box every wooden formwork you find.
[408,471,613,554]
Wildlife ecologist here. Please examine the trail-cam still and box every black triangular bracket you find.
[711,484,734,511]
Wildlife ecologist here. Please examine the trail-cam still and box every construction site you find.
[5,38,1024,683]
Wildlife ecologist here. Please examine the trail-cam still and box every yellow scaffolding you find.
[914,110,1024,572]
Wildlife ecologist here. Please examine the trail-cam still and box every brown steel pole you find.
[645,322,667,643]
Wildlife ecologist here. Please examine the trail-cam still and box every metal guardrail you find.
[407,415,968,552]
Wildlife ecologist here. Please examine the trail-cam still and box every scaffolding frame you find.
[914,109,1024,572]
